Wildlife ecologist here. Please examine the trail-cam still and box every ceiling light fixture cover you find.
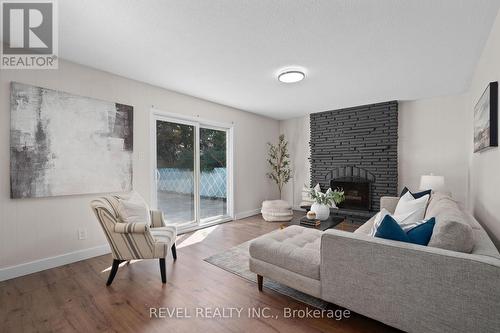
[278,70,305,83]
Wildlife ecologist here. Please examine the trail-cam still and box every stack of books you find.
[299,216,321,227]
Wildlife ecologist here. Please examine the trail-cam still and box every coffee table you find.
[286,215,345,231]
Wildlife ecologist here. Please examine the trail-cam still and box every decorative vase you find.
[311,203,330,220]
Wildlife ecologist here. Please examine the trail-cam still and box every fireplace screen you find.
[330,179,370,210]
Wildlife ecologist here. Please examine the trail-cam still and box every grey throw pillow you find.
[428,214,474,253]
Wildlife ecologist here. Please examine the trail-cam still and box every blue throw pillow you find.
[375,215,436,246]
[407,218,436,246]
[374,215,411,243]
[400,187,432,199]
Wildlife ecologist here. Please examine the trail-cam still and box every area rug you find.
[204,240,329,309]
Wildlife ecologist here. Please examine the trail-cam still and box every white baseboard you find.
[234,208,261,220]
[0,244,111,282]
[0,209,267,281]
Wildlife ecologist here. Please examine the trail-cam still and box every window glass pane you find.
[199,127,227,221]
[156,120,195,225]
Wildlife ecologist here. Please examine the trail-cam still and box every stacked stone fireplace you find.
[309,101,398,218]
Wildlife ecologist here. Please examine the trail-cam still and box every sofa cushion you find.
[371,208,431,236]
[428,214,473,254]
[369,208,391,236]
[423,193,474,253]
[424,192,457,218]
[249,226,322,280]
[374,215,411,243]
[406,217,436,246]
[424,193,457,220]
[400,186,432,199]
[394,191,430,229]
[428,218,474,253]
[374,214,436,246]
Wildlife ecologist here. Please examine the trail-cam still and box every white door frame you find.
[150,108,235,233]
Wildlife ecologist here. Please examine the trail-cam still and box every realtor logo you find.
[1,0,58,69]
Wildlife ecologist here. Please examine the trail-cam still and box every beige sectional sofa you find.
[249,194,500,333]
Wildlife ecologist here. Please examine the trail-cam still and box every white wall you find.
[279,101,470,210]
[280,115,311,209]
[279,10,500,248]
[0,60,279,278]
[466,9,500,248]
[398,96,468,205]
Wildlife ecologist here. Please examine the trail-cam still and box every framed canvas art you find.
[10,82,134,198]
[474,81,498,153]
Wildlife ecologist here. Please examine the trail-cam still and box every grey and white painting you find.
[10,82,133,198]
[474,85,492,152]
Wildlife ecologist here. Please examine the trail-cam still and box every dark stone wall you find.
[309,101,398,211]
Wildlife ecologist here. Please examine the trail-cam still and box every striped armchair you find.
[91,195,177,285]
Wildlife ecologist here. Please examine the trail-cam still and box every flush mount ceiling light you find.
[278,70,305,83]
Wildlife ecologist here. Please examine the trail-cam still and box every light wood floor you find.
[0,213,400,333]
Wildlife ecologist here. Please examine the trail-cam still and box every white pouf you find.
[261,200,293,222]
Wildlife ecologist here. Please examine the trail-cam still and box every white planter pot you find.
[311,203,330,220]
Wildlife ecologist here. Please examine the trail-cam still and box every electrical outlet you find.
[78,228,87,240]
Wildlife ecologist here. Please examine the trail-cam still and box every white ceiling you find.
[58,0,500,120]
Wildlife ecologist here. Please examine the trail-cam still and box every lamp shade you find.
[419,174,445,192]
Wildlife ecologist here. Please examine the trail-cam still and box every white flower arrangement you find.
[309,186,345,207]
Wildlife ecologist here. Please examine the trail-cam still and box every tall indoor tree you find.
[267,134,292,198]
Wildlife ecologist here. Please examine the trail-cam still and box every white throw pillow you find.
[370,193,431,236]
[393,191,430,231]
[369,208,391,236]
[117,191,151,226]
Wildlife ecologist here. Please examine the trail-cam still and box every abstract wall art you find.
[474,81,498,153]
[10,82,133,198]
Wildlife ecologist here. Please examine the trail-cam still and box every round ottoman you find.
[261,200,293,222]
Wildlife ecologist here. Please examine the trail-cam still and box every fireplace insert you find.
[330,177,371,211]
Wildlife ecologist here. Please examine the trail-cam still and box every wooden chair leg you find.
[257,274,263,291]
[106,259,122,286]
[171,244,177,261]
[159,258,166,283]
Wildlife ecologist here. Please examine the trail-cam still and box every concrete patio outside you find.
[157,191,227,225]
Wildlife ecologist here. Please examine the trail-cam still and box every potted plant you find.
[309,187,345,220]
[266,134,291,198]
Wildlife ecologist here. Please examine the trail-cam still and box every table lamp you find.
[419,173,445,192]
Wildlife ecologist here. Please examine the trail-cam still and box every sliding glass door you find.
[152,112,232,232]
[199,127,228,222]
[155,120,196,227]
